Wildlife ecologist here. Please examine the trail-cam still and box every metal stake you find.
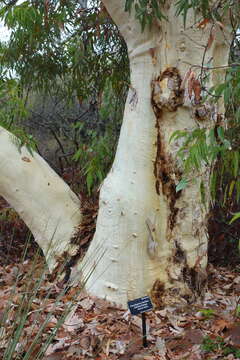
[142,312,148,348]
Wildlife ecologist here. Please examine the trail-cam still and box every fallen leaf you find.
[154,337,167,355]
[63,312,84,332]
[197,18,211,29]
[212,318,231,334]
[79,297,94,310]
[45,337,69,356]
[226,325,240,347]
[233,276,240,284]
[184,329,203,345]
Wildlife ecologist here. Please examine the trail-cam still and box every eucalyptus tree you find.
[0,0,239,308]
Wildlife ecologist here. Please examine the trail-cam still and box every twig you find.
[182,61,240,71]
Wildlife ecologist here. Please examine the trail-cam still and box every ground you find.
[1,198,240,359]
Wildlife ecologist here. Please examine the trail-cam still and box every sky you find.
[0,0,25,42]
[0,22,10,42]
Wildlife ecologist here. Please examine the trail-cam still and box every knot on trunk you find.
[152,67,184,113]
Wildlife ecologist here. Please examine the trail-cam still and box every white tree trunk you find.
[0,126,81,271]
[80,1,232,307]
[0,1,232,309]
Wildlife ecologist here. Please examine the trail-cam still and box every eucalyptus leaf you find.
[176,178,189,192]
[229,212,240,224]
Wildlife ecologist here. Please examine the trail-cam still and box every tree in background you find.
[0,0,239,308]
[0,0,128,193]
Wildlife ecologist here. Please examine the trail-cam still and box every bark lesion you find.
[49,199,98,283]
[182,265,207,298]
[152,105,181,231]
[150,263,207,308]
[152,67,184,113]
[149,238,207,307]
[150,67,208,306]
[151,67,184,232]
[154,150,180,231]
[173,240,185,263]
[171,241,207,301]
[150,279,165,308]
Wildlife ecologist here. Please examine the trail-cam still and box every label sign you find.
[128,296,153,315]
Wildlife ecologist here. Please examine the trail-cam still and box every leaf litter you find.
[0,258,240,359]
[1,198,240,359]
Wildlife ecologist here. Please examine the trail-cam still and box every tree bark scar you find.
[182,265,207,297]
[150,279,165,308]
[49,251,73,282]
[151,67,183,231]
[152,67,184,112]
[171,241,207,299]
[51,202,97,283]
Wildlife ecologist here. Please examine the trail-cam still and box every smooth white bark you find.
[81,1,232,307]
[0,126,81,270]
[0,1,233,308]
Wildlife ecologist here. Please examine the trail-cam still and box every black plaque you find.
[128,296,153,315]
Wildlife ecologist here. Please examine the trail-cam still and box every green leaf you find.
[217,126,225,142]
[210,171,217,200]
[176,178,188,192]
[233,151,239,178]
[86,172,94,195]
[169,130,187,143]
[236,180,240,203]
[229,212,240,224]
[175,0,190,28]
[124,0,134,12]
[228,180,235,198]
